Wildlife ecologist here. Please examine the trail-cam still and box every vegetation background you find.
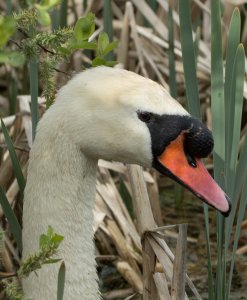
[0,0,247,299]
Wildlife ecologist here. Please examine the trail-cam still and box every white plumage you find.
[22,67,188,299]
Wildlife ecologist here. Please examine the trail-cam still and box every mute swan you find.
[22,67,230,299]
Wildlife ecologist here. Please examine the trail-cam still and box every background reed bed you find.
[0,0,247,299]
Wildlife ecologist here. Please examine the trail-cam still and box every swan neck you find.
[22,135,99,299]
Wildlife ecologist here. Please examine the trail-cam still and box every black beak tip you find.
[221,194,231,217]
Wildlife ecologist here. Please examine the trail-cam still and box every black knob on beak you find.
[184,118,214,159]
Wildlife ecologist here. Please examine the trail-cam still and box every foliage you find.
[35,0,62,26]
[0,16,16,48]
[0,8,117,298]
[1,226,64,300]
[68,12,96,49]
[0,16,25,67]
[3,282,29,300]
[0,51,25,67]
[0,187,22,252]
[19,226,64,278]
[57,262,66,300]
[1,120,26,195]
[13,8,37,33]
[178,1,246,299]
[93,32,118,67]
[1,7,118,107]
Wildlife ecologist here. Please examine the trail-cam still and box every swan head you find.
[54,67,230,216]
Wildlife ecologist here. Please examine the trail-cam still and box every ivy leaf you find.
[0,51,25,67]
[0,16,16,48]
[74,13,95,42]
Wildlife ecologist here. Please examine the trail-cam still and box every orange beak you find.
[157,134,230,215]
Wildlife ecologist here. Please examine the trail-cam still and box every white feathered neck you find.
[22,67,187,300]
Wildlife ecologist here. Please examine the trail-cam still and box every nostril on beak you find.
[184,151,197,168]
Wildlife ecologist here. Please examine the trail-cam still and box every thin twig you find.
[52,67,70,76]
[0,144,30,153]
[15,28,70,76]
[18,28,56,55]
[9,39,22,50]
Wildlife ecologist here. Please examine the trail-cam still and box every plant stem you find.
[103,0,114,60]
[29,57,39,141]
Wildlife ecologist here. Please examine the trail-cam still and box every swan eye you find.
[137,111,154,123]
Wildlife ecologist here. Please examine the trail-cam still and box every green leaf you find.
[68,38,97,50]
[225,8,241,189]
[0,51,25,67]
[36,5,51,26]
[233,134,247,206]
[52,233,64,246]
[228,45,245,190]
[74,13,95,41]
[211,1,225,298]
[50,0,62,7]
[58,46,71,56]
[102,40,118,57]
[0,16,16,48]
[178,1,213,298]
[97,32,109,57]
[1,120,26,195]
[203,203,214,300]
[57,262,66,300]
[227,174,247,297]
[39,234,48,248]
[178,0,200,118]
[225,8,241,192]
[27,0,36,5]
[41,0,49,5]
[78,41,97,50]
[92,57,106,67]
[39,226,64,249]
[39,225,53,247]
[225,46,245,298]
[105,60,117,67]
[211,0,225,172]
[39,0,62,9]
[0,187,22,252]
